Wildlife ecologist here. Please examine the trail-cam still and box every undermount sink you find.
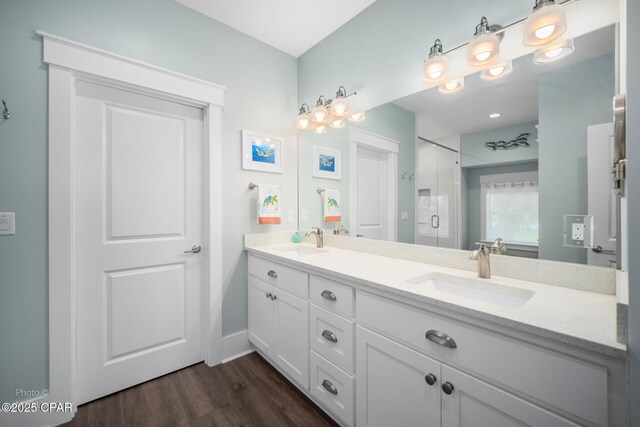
[407,272,534,308]
[276,246,327,257]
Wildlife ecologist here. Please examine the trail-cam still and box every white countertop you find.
[245,242,626,360]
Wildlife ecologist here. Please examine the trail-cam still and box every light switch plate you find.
[400,211,409,221]
[301,209,309,223]
[287,210,296,223]
[563,214,593,248]
[0,212,16,235]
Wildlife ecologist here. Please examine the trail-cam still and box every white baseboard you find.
[222,330,254,363]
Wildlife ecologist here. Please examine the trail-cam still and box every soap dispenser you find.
[291,231,303,243]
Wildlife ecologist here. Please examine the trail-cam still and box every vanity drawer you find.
[310,350,355,427]
[310,304,355,373]
[356,291,609,426]
[310,275,354,318]
[248,255,308,299]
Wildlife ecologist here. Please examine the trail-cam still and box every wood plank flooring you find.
[63,352,338,427]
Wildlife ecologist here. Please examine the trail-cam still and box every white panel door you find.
[274,289,309,389]
[356,326,441,427]
[587,123,617,267]
[248,277,275,355]
[441,365,578,427]
[356,147,388,240]
[76,80,205,404]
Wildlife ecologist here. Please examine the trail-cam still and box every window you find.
[480,171,539,246]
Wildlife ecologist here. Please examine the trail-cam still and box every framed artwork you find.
[242,130,283,173]
[312,146,341,180]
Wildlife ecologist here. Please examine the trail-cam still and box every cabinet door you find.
[356,326,441,427]
[441,365,579,427]
[248,277,275,356]
[274,288,309,390]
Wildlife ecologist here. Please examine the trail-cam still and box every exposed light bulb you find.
[330,98,349,118]
[313,125,327,135]
[535,24,556,39]
[311,106,329,124]
[475,50,491,62]
[296,114,311,130]
[445,81,459,91]
[347,111,366,123]
[480,60,513,81]
[329,118,345,129]
[439,78,465,94]
[490,66,504,76]
[545,47,563,58]
[533,38,574,64]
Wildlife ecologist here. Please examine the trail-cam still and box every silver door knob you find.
[184,245,202,254]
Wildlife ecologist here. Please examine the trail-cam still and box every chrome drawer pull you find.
[267,270,278,278]
[425,330,457,349]
[322,330,338,343]
[322,379,338,395]
[321,290,337,301]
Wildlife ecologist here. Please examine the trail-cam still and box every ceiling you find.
[175,0,377,57]
[394,26,616,141]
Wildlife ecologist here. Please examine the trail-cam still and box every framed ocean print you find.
[242,130,284,173]
[312,145,341,180]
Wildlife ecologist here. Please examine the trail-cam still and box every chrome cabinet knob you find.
[322,379,338,395]
[322,330,338,343]
[425,374,437,386]
[184,244,202,254]
[321,290,337,301]
[442,382,454,395]
[267,270,278,278]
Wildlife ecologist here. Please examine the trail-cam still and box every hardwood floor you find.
[63,352,338,427]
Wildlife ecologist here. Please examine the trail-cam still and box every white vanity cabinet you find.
[246,252,627,427]
[247,259,309,390]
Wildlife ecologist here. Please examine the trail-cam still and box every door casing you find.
[30,32,224,427]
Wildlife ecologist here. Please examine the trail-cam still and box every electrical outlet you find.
[0,212,16,235]
[572,223,585,241]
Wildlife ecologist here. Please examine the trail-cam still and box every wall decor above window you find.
[485,133,531,151]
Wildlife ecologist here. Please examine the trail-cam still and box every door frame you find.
[40,32,225,426]
[349,128,399,241]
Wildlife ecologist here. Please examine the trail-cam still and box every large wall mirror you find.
[298,20,621,268]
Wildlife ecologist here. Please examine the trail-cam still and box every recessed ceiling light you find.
[489,113,502,119]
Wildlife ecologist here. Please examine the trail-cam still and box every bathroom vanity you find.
[245,238,627,427]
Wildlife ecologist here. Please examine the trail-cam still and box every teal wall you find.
[464,161,539,251]
[537,53,615,264]
[627,0,640,422]
[460,122,539,168]
[298,102,416,243]
[0,0,297,404]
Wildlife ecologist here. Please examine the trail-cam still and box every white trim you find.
[349,127,399,154]
[40,33,224,426]
[222,330,255,363]
[349,128,398,242]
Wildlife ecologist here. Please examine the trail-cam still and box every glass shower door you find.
[415,139,459,248]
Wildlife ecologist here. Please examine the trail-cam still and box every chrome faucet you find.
[333,225,349,235]
[469,243,491,279]
[490,238,507,255]
[305,227,324,248]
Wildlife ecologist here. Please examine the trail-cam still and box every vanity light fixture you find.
[313,125,328,135]
[329,118,346,129]
[489,112,502,119]
[533,38,575,63]
[296,104,313,130]
[523,0,567,46]
[347,111,366,123]
[467,17,503,67]
[423,39,449,83]
[311,96,330,124]
[480,60,513,81]
[330,86,350,118]
[439,77,465,94]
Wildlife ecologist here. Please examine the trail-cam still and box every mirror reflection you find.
[298,25,617,267]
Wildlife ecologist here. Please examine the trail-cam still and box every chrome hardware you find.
[266,292,272,299]
[592,245,616,255]
[431,215,440,229]
[356,234,364,237]
[267,270,278,279]
[184,244,202,254]
[2,99,10,120]
[469,243,491,279]
[425,374,437,386]
[425,330,457,349]
[322,379,338,395]
[305,227,324,248]
[334,225,349,235]
[442,382,454,395]
[321,290,337,301]
[322,330,338,343]
[490,238,507,255]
